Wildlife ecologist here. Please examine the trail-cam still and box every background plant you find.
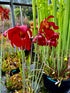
[32,0,70,91]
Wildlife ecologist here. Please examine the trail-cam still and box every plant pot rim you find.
[43,74,70,82]
[43,74,70,93]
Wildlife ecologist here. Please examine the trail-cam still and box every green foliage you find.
[14,7,33,20]
[14,7,24,17]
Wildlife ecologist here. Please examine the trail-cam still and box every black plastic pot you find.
[10,68,20,76]
[43,74,70,93]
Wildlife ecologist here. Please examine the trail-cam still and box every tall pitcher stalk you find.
[21,47,25,93]
[61,0,69,73]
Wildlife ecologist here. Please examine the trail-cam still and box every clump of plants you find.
[3,23,36,92]
[6,72,22,90]
[33,0,70,79]
[2,52,22,72]
[31,0,70,92]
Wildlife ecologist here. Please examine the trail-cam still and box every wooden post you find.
[10,0,15,27]
[10,0,17,52]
